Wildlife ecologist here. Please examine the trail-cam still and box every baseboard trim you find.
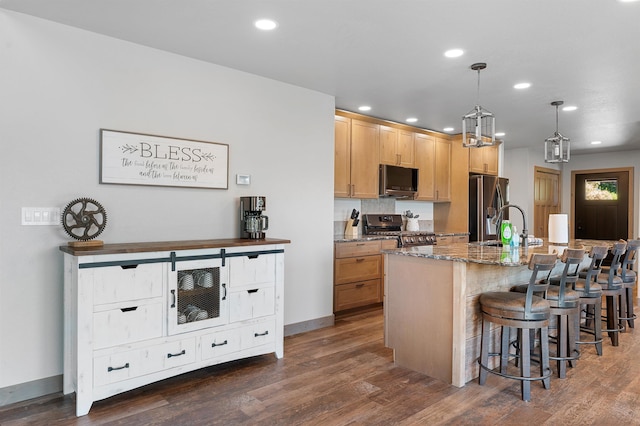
[284,314,335,337]
[0,375,62,407]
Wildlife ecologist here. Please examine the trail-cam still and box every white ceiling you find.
[3,0,640,154]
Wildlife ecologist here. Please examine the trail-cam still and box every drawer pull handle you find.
[222,283,227,300]
[248,254,260,259]
[167,350,186,358]
[121,306,138,312]
[108,363,129,372]
[212,340,228,347]
[171,290,176,308]
[355,283,365,288]
[254,331,269,337]
[248,289,259,294]
[356,243,366,246]
[356,258,365,262]
[120,264,139,270]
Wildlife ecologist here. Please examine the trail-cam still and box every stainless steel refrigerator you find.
[469,175,509,242]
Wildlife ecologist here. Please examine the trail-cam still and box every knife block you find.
[344,219,358,238]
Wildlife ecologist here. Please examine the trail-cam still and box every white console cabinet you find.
[61,239,288,416]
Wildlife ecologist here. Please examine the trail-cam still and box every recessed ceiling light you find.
[591,140,602,145]
[513,82,531,89]
[406,117,418,123]
[358,105,371,112]
[443,127,454,132]
[562,105,578,111]
[619,0,639,3]
[444,49,464,58]
[495,132,506,137]
[254,19,278,30]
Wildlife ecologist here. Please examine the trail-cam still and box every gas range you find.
[362,214,436,247]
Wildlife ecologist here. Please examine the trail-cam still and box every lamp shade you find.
[548,214,569,244]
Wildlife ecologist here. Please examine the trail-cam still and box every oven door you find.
[168,256,229,335]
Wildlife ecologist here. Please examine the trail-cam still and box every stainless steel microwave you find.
[379,164,418,198]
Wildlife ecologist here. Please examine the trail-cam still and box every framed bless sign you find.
[100,129,229,189]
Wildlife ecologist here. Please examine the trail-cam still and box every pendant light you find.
[462,62,496,147]
[544,101,570,163]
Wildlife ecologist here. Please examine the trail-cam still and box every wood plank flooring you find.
[2,308,640,425]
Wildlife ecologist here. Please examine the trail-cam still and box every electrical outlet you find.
[22,207,61,226]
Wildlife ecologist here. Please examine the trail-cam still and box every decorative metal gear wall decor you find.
[61,198,107,241]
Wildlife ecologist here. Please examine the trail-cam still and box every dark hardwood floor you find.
[2,308,640,425]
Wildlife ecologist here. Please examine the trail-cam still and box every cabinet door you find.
[379,125,399,165]
[468,148,485,174]
[484,144,499,175]
[334,115,351,198]
[398,130,415,167]
[435,138,451,201]
[415,133,435,200]
[350,120,380,199]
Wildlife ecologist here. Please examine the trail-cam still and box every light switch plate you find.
[236,174,251,185]
[22,207,61,225]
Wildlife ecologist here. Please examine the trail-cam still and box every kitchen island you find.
[382,239,613,387]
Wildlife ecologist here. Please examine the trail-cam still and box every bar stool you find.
[598,241,626,346]
[478,254,556,401]
[547,248,584,378]
[574,246,608,355]
[512,248,585,379]
[603,239,639,329]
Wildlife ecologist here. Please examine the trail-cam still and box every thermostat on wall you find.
[236,174,251,185]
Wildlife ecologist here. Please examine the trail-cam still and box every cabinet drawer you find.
[380,239,398,250]
[91,263,164,305]
[94,349,142,387]
[201,329,242,360]
[335,241,381,258]
[334,279,381,311]
[229,253,276,288]
[143,338,196,373]
[93,338,195,387]
[334,255,381,285]
[93,302,163,349]
[229,286,275,323]
[241,320,276,350]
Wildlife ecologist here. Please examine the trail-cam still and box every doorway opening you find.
[572,168,634,240]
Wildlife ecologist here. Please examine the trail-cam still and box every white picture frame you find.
[100,129,229,189]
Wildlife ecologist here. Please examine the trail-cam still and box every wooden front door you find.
[573,169,632,240]
[534,167,561,238]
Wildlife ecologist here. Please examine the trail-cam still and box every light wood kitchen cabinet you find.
[434,138,452,201]
[334,239,397,313]
[380,126,415,167]
[334,115,352,198]
[415,133,435,200]
[468,144,498,175]
[334,115,380,198]
[415,134,451,202]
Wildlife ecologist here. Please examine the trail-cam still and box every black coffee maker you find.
[239,196,269,239]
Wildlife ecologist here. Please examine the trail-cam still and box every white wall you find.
[503,146,639,238]
[0,11,335,389]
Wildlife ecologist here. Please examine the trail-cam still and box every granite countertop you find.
[334,232,469,243]
[382,239,619,267]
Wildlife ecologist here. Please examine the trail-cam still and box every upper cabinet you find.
[334,110,451,201]
[468,144,499,175]
[334,114,380,199]
[380,126,415,167]
[414,134,451,202]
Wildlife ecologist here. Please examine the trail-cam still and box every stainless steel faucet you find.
[496,204,528,248]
